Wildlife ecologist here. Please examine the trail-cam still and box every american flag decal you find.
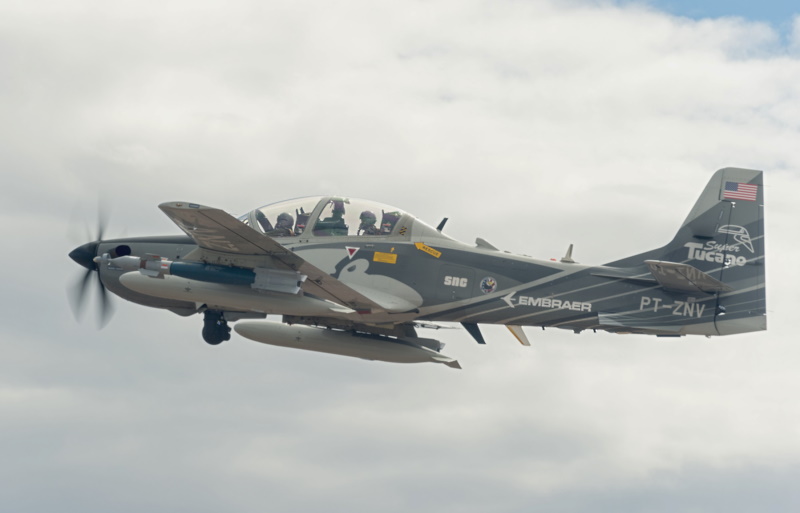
[723,181,758,201]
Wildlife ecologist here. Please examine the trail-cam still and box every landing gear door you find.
[436,265,476,303]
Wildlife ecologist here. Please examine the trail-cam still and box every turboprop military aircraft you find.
[68,168,766,369]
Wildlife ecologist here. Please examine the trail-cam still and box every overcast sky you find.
[2,1,800,511]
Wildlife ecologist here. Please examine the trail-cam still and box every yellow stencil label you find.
[373,251,398,264]
[414,242,442,258]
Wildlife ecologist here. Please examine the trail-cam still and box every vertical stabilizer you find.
[609,168,766,335]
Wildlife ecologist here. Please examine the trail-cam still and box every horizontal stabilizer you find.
[645,260,733,294]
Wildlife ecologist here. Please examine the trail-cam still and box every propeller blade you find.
[69,268,94,320]
[96,200,109,242]
[68,202,115,328]
[97,277,113,329]
[96,217,106,242]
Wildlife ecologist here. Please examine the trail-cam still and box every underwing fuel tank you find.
[234,321,462,369]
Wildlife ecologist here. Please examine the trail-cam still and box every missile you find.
[119,272,348,317]
[234,321,461,369]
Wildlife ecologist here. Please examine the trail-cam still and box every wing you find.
[159,202,389,313]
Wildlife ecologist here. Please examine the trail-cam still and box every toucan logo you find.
[718,225,754,253]
[684,224,755,267]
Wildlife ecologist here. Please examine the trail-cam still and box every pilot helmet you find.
[359,210,377,226]
[276,212,294,229]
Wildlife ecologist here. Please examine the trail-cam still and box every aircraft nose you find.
[69,241,99,271]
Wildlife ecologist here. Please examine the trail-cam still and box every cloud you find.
[2,1,800,511]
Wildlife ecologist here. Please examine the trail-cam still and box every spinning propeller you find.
[68,214,114,328]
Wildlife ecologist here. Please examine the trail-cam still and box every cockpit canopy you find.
[239,196,413,239]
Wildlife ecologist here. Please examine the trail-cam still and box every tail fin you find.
[610,168,766,335]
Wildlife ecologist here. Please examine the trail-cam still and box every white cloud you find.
[2,1,800,511]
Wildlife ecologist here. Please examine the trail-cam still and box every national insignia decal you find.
[480,277,497,294]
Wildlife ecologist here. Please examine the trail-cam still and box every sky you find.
[2,1,800,511]
[643,0,798,28]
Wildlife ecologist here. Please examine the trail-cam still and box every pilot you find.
[358,210,380,235]
[315,199,348,236]
[255,210,273,232]
[327,200,346,221]
[266,212,294,237]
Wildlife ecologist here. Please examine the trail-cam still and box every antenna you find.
[560,244,576,264]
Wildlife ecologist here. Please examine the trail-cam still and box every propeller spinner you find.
[68,217,113,328]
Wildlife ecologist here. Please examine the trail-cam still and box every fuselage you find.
[95,232,718,336]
